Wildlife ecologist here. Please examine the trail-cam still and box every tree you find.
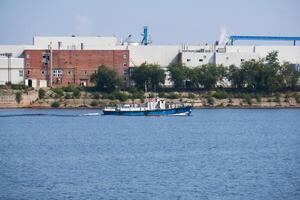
[238,52,285,92]
[241,59,268,91]
[228,65,244,89]
[266,51,280,67]
[90,65,121,92]
[197,63,226,90]
[265,51,283,92]
[131,63,165,91]
[168,63,189,89]
[281,62,300,90]
[187,67,201,88]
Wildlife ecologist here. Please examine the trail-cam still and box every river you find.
[0,108,299,199]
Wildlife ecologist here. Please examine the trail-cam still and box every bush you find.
[294,94,300,103]
[51,101,60,108]
[212,90,228,99]
[90,100,99,107]
[104,93,115,100]
[255,94,262,103]
[103,91,129,101]
[131,91,144,99]
[188,93,197,99]
[65,93,72,99]
[52,88,64,97]
[15,92,22,104]
[11,84,27,90]
[115,91,129,102]
[274,93,281,103]
[72,89,81,98]
[92,93,101,99]
[158,92,165,98]
[63,85,76,92]
[147,93,155,98]
[167,92,180,99]
[244,95,252,105]
[38,88,46,99]
[5,81,12,86]
[207,97,215,105]
[233,93,245,99]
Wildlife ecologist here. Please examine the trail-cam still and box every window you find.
[26,63,30,67]
[41,71,45,75]
[123,54,127,59]
[68,71,72,75]
[19,70,23,77]
[199,59,203,62]
[123,63,128,67]
[241,59,244,62]
[203,55,206,59]
[26,54,30,59]
[84,70,88,75]
[27,70,30,75]
[187,59,191,62]
[53,69,62,77]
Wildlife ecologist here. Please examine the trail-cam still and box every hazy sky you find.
[0,0,299,45]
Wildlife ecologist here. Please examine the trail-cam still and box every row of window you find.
[186,57,245,62]
[25,53,128,60]
[186,55,207,63]
[26,69,94,77]
[26,62,128,68]
[186,58,204,62]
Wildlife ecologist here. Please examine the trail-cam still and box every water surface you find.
[0,109,299,199]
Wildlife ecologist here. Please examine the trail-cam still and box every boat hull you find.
[103,106,192,116]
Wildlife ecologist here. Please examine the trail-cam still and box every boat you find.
[103,98,192,116]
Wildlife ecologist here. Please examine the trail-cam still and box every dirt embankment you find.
[1,89,300,109]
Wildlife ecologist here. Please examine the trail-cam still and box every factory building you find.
[23,49,129,88]
[0,27,299,87]
[181,45,300,68]
[0,45,33,85]
[0,56,24,85]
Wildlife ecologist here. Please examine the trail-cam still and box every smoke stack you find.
[219,27,229,45]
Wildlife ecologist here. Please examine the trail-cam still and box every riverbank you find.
[1,87,300,109]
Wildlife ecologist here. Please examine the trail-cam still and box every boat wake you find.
[0,112,101,118]
[172,112,191,116]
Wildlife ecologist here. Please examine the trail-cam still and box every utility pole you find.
[8,53,12,83]
[49,42,53,87]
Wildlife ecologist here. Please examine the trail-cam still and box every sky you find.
[0,0,299,45]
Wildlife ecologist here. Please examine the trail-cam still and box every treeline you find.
[91,63,166,92]
[91,51,300,93]
[168,51,299,92]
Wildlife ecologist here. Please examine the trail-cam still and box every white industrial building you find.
[0,30,299,86]
[180,45,300,67]
[0,57,24,85]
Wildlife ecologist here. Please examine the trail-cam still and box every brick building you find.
[24,49,129,87]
